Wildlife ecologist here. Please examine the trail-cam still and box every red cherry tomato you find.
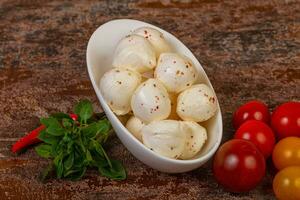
[213,139,266,192]
[233,100,270,129]
[271,102,300,139]
[234,120,275,158]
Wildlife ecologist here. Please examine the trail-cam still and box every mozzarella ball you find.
[131,79,171,123]
[133,27,172,57]
[100,68,142,115]
[126,116,145,141]
[154,53,198,93]
[142,120,186,159]
[112,35,156,73]
[179,121,207,159]
[177,84,217,122]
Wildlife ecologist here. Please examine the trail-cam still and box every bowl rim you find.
[86,18,223,165]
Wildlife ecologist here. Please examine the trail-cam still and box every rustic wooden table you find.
[0,0,299,199]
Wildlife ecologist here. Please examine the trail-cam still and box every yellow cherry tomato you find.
[273,166,300,200]
[272,137,300,170]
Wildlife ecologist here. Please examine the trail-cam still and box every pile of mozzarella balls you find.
[100,27,217,160]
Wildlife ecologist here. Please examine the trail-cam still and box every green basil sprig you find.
[35,100,126,181]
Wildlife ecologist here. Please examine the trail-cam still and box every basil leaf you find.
[54,153,64,178]
[74,100,93,123]
[82,120,110,138]
[67,141,74,154]
[98,160,126,180]
[35,144,52,158]
[94,119,111,143]
[56,161,63,179]
[62,118,73,128]
[63,168,79,177]
[55,143,65,157]
[46,126,65,136]
[54,153,62,166]
[38,130,60,145]
[50,113,71,121]
[51,143,58,157]
[64,152,74,171]
[41,117,65,136]
[90,140,104,157]
[62,135,71,144]
[73,147,85,168]
[81,120,111,143]
[99,144,112,168]
[90,150,106,167]
[65,167,86,180]
[86,149,93,163]
[40,117,61,128]
[75,134,86,153]
[96,119,111,135]
[81,122,99,138]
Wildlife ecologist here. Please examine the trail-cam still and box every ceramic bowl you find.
[86,19,223,173]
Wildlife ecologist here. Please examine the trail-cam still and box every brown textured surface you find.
[0,0,299,199]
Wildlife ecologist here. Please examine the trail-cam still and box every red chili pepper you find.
[11,125,45,153]
[11,114,78,153]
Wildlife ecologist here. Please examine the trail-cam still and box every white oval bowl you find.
[86,19,223,173]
